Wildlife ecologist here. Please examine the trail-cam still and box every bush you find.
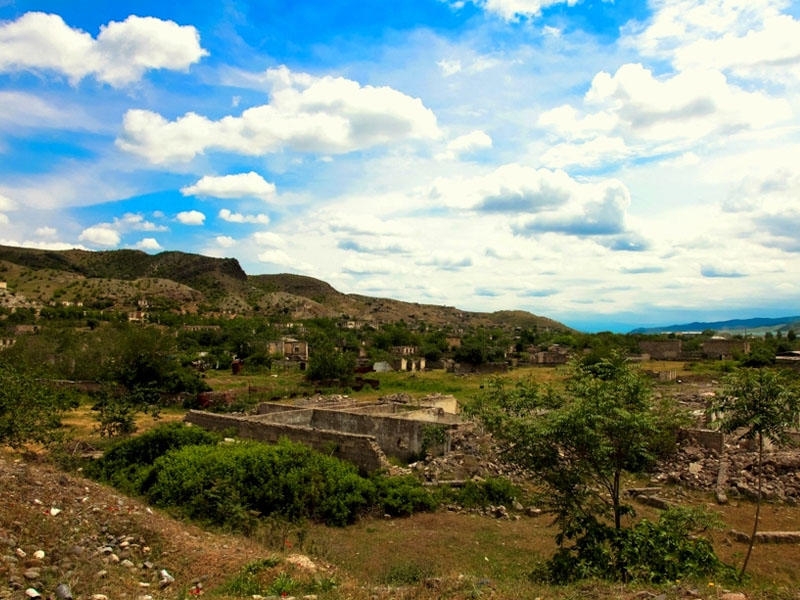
[372,474,439,517]
[540,508,732,585]
[86,422,220,494]
[145,438,375,527]
[454,477,519,509]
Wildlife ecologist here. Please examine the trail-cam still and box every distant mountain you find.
[0,244,570,333]
[630,316,800,335]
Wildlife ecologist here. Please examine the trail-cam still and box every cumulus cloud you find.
[117,65,441,164]
[176,210,205,225]
[218,209,270,224]
[511,179,633,236]
[438,130,493,160]
[0,12,207,86]
[79,225,120,247]
[181,172,277,201]
[215,235,237,248]
[627,0,800,83]
[136,237,162,251]
[537,62,791,168]
[72,213,166,249]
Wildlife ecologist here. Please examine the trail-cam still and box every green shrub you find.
[86,422,220,494]
[372,474,439,517]
[455,476,519,508]
[145,438,375,528]
[540,508,732,585]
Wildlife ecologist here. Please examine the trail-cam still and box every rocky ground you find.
[0,452,330,600]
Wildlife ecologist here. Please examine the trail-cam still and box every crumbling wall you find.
[253,401,462,461]
[679,428,724,452]
[184,410,389,474]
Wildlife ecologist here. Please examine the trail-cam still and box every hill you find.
[0,244,569,332]
[630,315,800,336]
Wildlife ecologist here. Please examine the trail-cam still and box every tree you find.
[0,360,76,447]
[710,367,800,578]
[465,354,707,583]
[306,343,356,384]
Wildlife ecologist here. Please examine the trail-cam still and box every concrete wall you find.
[253,401,462,460]
[679,428,724,452]
[184,410,389,474]
[639,340,683,360]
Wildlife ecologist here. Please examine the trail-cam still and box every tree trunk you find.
[740,434,763,578]
[613,469,621,530]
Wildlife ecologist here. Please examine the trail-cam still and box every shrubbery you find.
[538,508,732,585]
[86,422,221,494]
[87,424,443,530]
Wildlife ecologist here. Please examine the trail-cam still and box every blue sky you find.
[2,0,800,332]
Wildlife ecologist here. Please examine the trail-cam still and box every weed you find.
[384,561,434,585]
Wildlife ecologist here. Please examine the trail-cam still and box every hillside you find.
[0,244,569,332]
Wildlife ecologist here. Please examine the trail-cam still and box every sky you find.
[1,1,800,332]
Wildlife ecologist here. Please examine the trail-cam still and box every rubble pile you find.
[656,441,800,503]
[410,423,530,483]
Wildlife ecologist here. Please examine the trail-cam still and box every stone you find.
[23,569,41,580]
[55,583,73,600]
[719,594,747,600]
[24,589,41,599]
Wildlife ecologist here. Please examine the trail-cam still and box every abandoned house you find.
[268,337,309,362]
[701,338,751,360]
[639,339,683,360]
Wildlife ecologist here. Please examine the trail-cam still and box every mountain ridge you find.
[0,244,569,332]
[630,315,800,335]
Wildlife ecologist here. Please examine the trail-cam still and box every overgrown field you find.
[4,361,800,599]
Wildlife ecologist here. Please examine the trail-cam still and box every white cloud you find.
[257,248,293,266]
[114,213,167,232]
[0,91,97,132]
[117,65,441,164]
[215,235,237,248]
[0,12,207,86]
[537,63,792,168]
[624,1,800,86]
[0,193,15,211]
[176,210,205,225]
[252,231,285,247]
[35,226,56,237]
[181,172,277,201]
[136,237,162,251]
[438,130,493,160]
[78,225,120,247]
[469,0,579,21]
[218,208,270,224]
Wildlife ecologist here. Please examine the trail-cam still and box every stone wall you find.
[184,410,389,474]
[679,428,724,452]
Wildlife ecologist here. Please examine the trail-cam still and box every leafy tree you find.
[710,367,800,578]
[466,354,702,583]
[306,343,356,384]
[0,360,76,447]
